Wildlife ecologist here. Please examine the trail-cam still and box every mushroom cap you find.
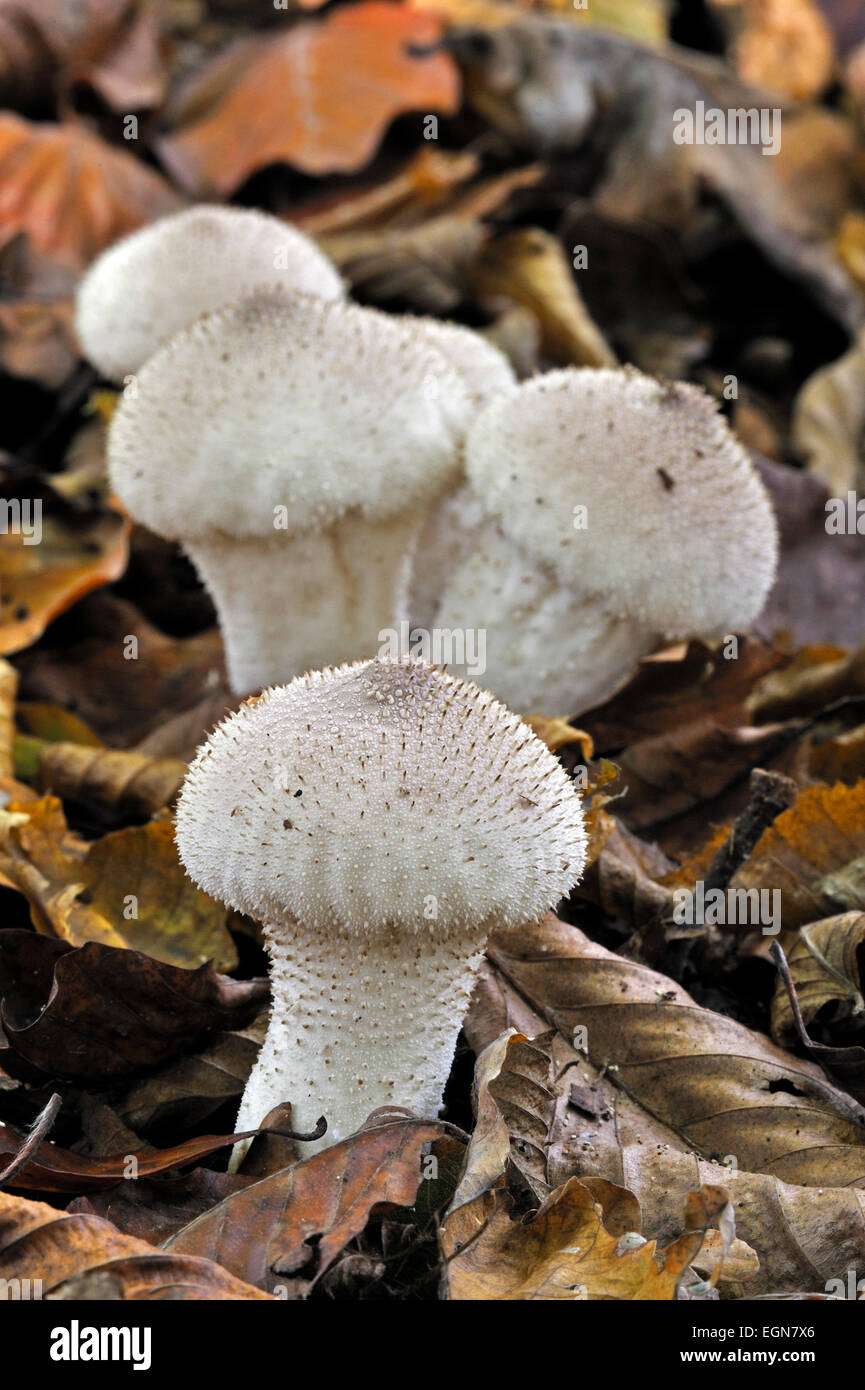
[75,204,345,381]
[175,656,586,936]
[108,294,472,541]
[465,366,779,638]
[403,315,516,406]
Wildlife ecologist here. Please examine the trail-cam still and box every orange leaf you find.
[0,112,181,269]
[157,2,461,195]
[0,509,130,655]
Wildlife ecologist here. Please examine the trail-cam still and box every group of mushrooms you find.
[75,206,779,1157]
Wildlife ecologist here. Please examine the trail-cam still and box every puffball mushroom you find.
[418,366,779,714]
[75,204,344,381]
[107,293,472,694]
[174,655,587,1157]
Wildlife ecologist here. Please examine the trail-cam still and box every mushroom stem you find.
[189,515,421,694]
[428,516,657,713]
[233,917,489,1164]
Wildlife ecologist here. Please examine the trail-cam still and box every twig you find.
[0,1092,62,1189]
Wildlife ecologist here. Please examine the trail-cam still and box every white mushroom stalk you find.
[75,204,344,381]
[413,366,779,714]
[107,294,472,694]
[174,656,587,1158]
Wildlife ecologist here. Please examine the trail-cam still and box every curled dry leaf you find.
[13,593,227,753]
[487,914,865,1185]
[0,508,130,656]
[164,1115,465,1297]
[731,780,865,931]
[481,1023,865,1297]
[0,1189,271,1299]
[157,2,460,195]
[771,912,865,1046]
[469,228,617,367]
[0,1120,261,1194]
[731,0,835,101]
[440,1175,716,1300]
[792,327,865,495]
[0,797,236,968]
[34,742,187,816]
[0,112,181,269]
[0,929,266,1084]
[321,214,487,314]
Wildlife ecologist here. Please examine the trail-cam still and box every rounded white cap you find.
[76,204,345,380]
[108,294,472,541]
[466,366,779,638]
[175,656,587,937]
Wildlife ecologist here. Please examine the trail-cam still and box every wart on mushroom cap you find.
[75,204,344,381]
[175,655,587,1156]
[107,293,472,695]
[418,365,779,715]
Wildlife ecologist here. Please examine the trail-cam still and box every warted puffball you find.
[174,656,587,1158]
[75,204,344,381]
[107,293,472,694]
[414,366,779,714]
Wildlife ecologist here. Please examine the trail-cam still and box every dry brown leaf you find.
[165,1114,464,1296]
[441,1175,710,1300]
[0,795,236,970]
[448,1030,514,1212]
[34,742,187,816]
[732,780,865,931]
[157,3,460,195]
[488,914,865,1186]
[771,913,865,1046]
[0,508,130,656]
[792,326,865,494]
[321,214,487,314]
[523,714,593,756]
[0,112,181,269]
[470,228,617,367]
[0,1189,271,1299]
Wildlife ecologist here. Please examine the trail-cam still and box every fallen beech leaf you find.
[792,327,865,494]
[810,722,865,785]
[691,1226,760,1284]
[16,702,102,746]
[164,1115,464,1296]
[754,454,865,650]
[0,0,167,112]
[0,797,236,968]
[479,1020,865,1297]
[34,742,187,815]
[523,715,593,757]
[582,636,786,751]
[440,1176,706,1300]
[0,507,130,656]
[0,930,266,1084]
[747,643,864,722]
[0,1189,271,1299]
[157,3,460,195]
[464,956,547,1056]
[321,213,487,314]
[448,1031,514,1213]
[116,1010,268,1133]
[67,1169,252,1247]
[0,112,181,269]
[0,1120,262,1193]
[411,0,670,46]
[488,915,865,1186]
[577,810,676,932]
[292,146,482,236]
[470,228,617,367]
[772,913,865,1046]
[14,593,227,752]
[732,780,865,931]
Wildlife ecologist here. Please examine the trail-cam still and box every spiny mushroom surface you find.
[108,293,471,694]
[75,204,344,381]
[174,656,587,1157]
[413,366,779,714]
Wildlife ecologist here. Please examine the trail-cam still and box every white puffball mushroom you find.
[420,366,779,714]
[107,293,472,695]
[75,204,344,381]
[401,315,517,407]
[174,655,587,1158]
